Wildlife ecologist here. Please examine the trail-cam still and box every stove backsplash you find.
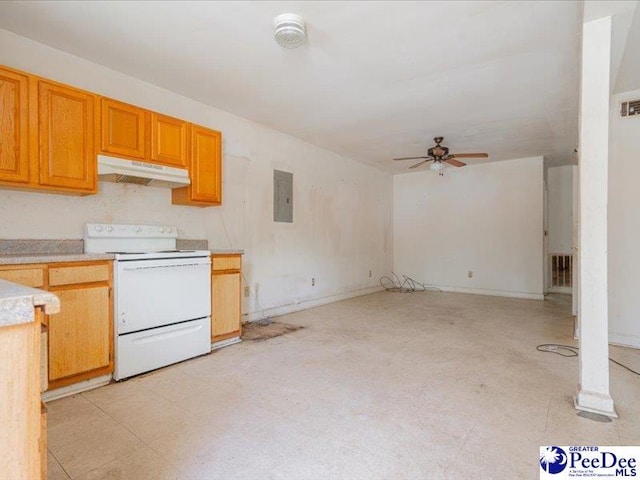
[176,239,208,250]
[0,238,208,255]
[0,239,84,255]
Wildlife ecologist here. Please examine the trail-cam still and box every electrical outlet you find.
[369,270,372,278]
[244,286,250,297]
[312,277,316,287]
[468,271,473,278]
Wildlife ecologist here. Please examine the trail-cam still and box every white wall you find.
[393,157,544,299]
[608,87,640,348]
[0,29,393,320]
[547,166,575,255]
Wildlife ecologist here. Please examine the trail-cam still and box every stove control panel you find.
[85,223,177,239]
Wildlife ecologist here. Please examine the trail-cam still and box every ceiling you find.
[0,1,583,173]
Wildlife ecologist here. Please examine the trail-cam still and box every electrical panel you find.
[274,170,293,223]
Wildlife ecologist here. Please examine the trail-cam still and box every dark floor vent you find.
[551,253,573,288]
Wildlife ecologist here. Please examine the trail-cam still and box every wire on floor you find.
[537,343,640,377]
[379,272,442,293]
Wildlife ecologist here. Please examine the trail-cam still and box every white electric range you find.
[84,223,211,380]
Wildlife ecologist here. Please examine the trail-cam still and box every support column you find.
[574,16,616,417]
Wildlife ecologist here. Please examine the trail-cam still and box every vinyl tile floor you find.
[46,291,640,480]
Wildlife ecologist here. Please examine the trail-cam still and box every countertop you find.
[0,253,115,265]
[0,279,60,327]
[0,250,243,266]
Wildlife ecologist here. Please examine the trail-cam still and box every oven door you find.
[115,256,211,335]
[116,317,210,380]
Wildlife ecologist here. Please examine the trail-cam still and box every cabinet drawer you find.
[0,267,45,288]
[49,263,110,286]
[211,255,241,272]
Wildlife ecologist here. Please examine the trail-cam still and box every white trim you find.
[42,374,111,402]
[609,333,640,349]
[211,337,241,350]
[576,15,614,416]
[426,285,544,301]
[548,286,572,294]
[574,389,618,418]
[243,285,384,322]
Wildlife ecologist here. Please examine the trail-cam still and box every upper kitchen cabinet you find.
[100,98,147,159]
[0,66,30,185]
[38,80,97,193]
[0,63,224,203]
[151,113,188,167]
[172,125,222,207]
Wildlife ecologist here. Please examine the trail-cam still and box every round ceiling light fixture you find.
[273,13,306,49]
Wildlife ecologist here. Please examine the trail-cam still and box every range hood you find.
[97,155,190,188]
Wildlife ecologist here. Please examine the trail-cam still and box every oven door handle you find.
[130,323,204,344]
[122,263,207,271]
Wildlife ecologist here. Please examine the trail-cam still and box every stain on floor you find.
[242,319,303,341]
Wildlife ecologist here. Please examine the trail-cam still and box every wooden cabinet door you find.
[100,98,147,159]
[38,81,96,192]
[48,286,110,383]
[211,271,241,341]
[191,126,221,204]
[173,125,221,206]
[0,67,30,184]
[151,113,188,167]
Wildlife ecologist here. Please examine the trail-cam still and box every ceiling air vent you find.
[621,99,640,117]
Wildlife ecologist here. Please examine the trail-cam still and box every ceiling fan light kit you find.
[393,137,488,176]
[430,162,444,172]
[273,13,306,49]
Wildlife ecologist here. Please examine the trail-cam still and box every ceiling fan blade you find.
[450,153,488,158]
[409,160,431,169]
[445,158,466,167]
[393,156,430,161]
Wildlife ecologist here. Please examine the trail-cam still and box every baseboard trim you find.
[548,286,572,294]
[429,285,544,301]
[243,285,384,322]
[211,337,241,350]
[574,389,618,418]
[42,374,112,402]
[609,333,640,350]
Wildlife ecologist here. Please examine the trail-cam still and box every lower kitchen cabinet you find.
[46,261,113,389]
[0,261,114,390]
[0,308,45,480]
[211,254,242,343]
[48,285,111,386]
